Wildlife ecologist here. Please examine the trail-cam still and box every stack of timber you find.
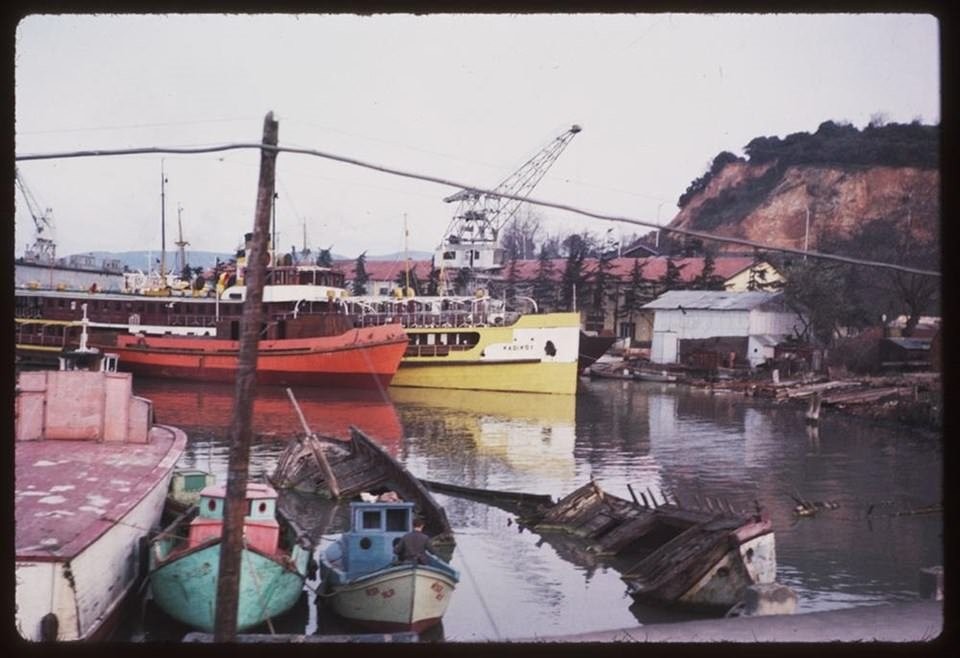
[270,426,454,546]
[760,378,921,407]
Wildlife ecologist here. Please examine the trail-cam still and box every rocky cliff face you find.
[667,161,940,254]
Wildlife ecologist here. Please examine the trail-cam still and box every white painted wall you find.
[649,305,801,366]
[748,310,802,336]
[652,309,751,338]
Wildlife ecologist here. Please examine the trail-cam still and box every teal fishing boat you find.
[148,482,312,632]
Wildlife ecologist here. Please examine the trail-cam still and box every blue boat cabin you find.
[337,502,416,576]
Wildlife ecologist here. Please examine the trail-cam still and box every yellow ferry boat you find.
[346,295,581,395]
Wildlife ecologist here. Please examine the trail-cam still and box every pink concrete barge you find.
[15,369,187,641]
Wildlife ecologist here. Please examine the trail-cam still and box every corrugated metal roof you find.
[642,290,782,311]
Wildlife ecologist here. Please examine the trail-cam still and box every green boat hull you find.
[149,541,309,632]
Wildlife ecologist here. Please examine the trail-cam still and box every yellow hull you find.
[391,312,581,395]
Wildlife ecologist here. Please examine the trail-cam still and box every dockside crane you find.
[15,167,57,264]
[436,124,582,276]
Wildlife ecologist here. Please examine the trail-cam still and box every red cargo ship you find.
[110,323,407,387]
[16,260,408,389]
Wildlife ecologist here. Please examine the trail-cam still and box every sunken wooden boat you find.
[148,482,313,632]
[424,478,775,610]
[525,481,776,610]
[321,501,459,632]
[270,425,454,546]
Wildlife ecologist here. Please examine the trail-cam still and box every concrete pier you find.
[517,601,943,643]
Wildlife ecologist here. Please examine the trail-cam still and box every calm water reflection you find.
[129,377,942,641]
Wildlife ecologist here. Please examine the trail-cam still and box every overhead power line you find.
[16,142,940,278]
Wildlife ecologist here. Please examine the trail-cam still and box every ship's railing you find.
[166,314,219,327]
[15,319,78,350]
[403,343,476,358]
[353,310,518,329]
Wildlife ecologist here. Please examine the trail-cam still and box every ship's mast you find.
[160,160,168,278]
[175,204,190,275]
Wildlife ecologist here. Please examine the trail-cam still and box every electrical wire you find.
[16,142,940,278]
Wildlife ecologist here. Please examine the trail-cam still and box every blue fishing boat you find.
[321,501,459,632]
[148,482,312,632]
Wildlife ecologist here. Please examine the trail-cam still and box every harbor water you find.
[122,376,942,642]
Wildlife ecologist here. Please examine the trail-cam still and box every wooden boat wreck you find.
[148,482,313,632]
[320,501,459,632]
[425,479,775,610]
[270,424,454,546]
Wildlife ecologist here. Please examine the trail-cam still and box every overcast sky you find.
[14,13,940,263]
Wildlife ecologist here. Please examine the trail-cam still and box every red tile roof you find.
[506,256,757,282]
[334,259,433,282]
[334,256,757,284]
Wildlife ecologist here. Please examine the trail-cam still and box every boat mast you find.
[160,160,167,279]
[175,204,190,275]
[214,112,279,642]
[403,213,410,295]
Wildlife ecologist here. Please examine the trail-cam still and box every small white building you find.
[643,290,802,367]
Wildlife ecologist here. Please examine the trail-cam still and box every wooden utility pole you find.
[213,111,279,642]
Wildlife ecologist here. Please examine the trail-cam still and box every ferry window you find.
[443,251,455,260]
[361,510,382,530]
[545,340,556,356]
[386,509,408,532]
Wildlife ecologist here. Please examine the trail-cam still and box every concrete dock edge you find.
[515,601,944,643]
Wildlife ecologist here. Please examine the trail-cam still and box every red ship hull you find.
[102,324,408,388]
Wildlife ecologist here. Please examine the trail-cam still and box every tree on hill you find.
[658,258,686,294]
[689,251,726,290]
[352,252,369,295]
[500,209,543,260]
[678,151,744,208]
[501,257,521,308]
[533,247,558,310]
[780,259,869,347]
[746,251,783,292]
[425,263,442,296]
[831,216,939,336]
[619,258,656,320]
[316,246,334,268]
[560,233,591,311]
[394,265,421,296]
[588,250,616,319]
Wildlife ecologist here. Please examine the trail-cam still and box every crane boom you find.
[434,125,581,288]
[15,167,57,264]
[441,124,581,246]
